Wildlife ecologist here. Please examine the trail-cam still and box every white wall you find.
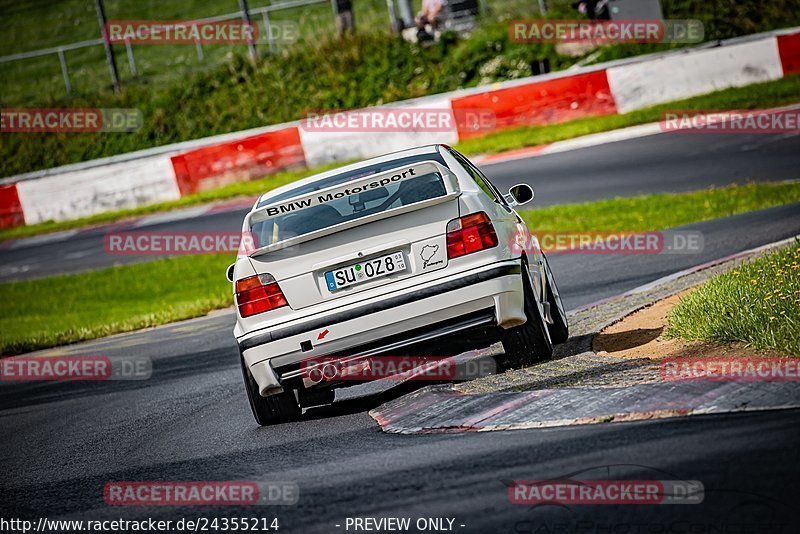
[298,96,460,167]
[607,37,784,113]
[16,155,180,224]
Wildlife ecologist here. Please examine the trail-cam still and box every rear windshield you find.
[250,154,450,248]
[258,152,448,207]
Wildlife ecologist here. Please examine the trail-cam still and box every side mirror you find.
[507,183,534,206]
[226,263,236,283]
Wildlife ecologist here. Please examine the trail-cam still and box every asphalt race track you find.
[1,129,799,282]
[2,131,800,532]
[482,128,800,204]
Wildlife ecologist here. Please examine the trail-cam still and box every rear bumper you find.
[239,260,524,396]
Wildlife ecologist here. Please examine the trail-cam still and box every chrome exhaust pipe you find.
[307,367,324,384]
[322,363,338,381]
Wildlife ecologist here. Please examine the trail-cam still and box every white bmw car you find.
[228,144,568,425]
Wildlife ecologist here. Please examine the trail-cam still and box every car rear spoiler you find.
[244,160,460,258]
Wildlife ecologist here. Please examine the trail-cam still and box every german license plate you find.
[325,251,406,291]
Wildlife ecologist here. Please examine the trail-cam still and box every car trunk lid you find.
[245,161,460,309]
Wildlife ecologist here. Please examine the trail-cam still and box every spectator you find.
[416,0,444,34]
[572,0,611,20]
[335,0,355,37]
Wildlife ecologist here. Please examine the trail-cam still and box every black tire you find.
[542,254,569,344]
[499,262,553,370]
[240,355,301,426]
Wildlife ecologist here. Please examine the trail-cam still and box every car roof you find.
[255,144,447,208]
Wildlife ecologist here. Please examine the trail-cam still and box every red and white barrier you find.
[777,32,800,75]
[0,184,24,229]
[298,95,460,168]
[14,155,181,226]
[1,28,798,228]
[450,69,617,139]
[170,126,306,196]
[607,38,785,113]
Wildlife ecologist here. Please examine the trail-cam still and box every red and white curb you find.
[370,236,800,434]
[369,381,800,434]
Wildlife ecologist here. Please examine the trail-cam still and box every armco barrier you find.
[1,27,798,228]
[778,32,800,75]
[451,70,616,140]
[0,184,24,229]
[606,37,785,114]
[170,126,306,196]
[297,95,460,168]
[15,155,181,225]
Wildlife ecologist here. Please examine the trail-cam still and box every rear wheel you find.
[499,261,553,370]
[240,356,301,426]
[542,253,569,344]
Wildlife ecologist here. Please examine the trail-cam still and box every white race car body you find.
[230,145,567,423]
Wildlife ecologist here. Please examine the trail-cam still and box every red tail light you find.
[446,212,498,259]
[235,274,288,317]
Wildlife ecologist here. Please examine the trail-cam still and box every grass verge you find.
[3,74,799,244]
[0,254,233,356]
[666,243,800,355]
[518,181,800,231]
[2,181,800,355]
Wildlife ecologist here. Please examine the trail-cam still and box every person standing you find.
[416,0,444,32]
[335,0,356,37]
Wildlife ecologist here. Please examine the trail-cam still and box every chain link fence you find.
[0,0,563,103]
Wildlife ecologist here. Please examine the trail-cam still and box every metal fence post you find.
[125,40,138,76]
[263,11,276,54]
[538,0,548,16]
[195,39,204,61]
[94,0,121,91]
[57,49,72,95]
[396,0,414,28]
[385,0,400,33]
[238,0,259,63]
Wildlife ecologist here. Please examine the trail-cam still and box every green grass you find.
[0,253,233,356]
[0,0,403,104]
[2,181,800,355]
[0,0,564,110]
[518,182,800,232]
[3,74,799,244]
[666,243,800,355]
[3,0,794,106]
[455,74,800,155]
